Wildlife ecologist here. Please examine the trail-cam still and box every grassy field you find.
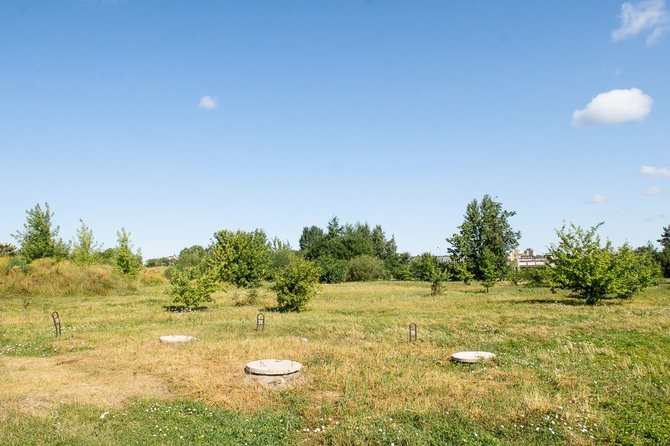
[1,279,669,445]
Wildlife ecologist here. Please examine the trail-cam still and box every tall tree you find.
[658,224,670,277]
[115,228,142,278]
[71,219,102,264]
[447,195,520,281]
[12,202,68,261]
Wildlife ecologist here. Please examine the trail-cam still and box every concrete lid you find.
[159,335,197,344]
[451,351,496,364]
[245,359,302,376]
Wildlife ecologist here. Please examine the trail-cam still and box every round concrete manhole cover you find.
[245,359,302,376]
[450,351,496,364]
[159,335,197,344]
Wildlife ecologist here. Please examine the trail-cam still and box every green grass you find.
[1,280,669,445]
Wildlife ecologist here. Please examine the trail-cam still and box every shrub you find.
[167,268,219,311]
[549,223,662,304]
[209,229,271,288]
[345,255,389,282]
[316,256,348,283]
[272,256,321,312]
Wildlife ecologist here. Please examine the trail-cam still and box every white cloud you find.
[572,88,652,126]
[198,95,218,110]
[645,186,664,195]
[612,0,670,45]
[640,165,670,177]
[589,193,610,204]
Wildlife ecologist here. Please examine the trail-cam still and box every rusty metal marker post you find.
[256,313,265,331]
[52,312,62,337]
[409,322,417,342]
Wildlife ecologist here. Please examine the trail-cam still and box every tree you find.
[115,228,142,278]
[447,195,520,282]
[410,253,442,282]
[71,219,101,265]
[480,249,497,292]
[658,225,670,278]
[209,229,271,288]
[548,223,661,304]
[299,218,404,281]
[167,267,218,311]
[0,243,17,257]
[12,203,68,261]
[175,245,207,271]
[272,256,321,312]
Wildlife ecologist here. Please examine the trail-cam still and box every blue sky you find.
[1,0,668,259]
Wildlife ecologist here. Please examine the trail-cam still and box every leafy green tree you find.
[548,223,661,304]
[209,229,271,288]
[447,259,473,285]
[115,228,142,278]
[480,249,497,292]
[167,267,219,311]
[447,195,520,282]
[0,243,17,257]
[315,256,349,283]
[385,251,412,280]
[175,245,207,271]
[658,225,670,277]
[71,219,102,265]
[410,253,442,282]
[272,256,321,312]
[12,203,68,261]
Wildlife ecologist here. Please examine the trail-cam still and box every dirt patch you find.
[0,354,171,415]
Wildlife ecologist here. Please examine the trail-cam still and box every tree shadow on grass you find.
[500,297,624,307]
[163,305,209,313]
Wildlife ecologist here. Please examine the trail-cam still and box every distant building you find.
[508,248,549,269]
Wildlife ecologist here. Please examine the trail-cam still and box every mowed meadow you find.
[1,277,669,445]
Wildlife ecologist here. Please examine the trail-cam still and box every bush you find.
[316,256,349,283]
[209,229,271,288]
[167,268,219,311]
[272,256,321,312]
[549,223,662,304]
[345,255,389,282]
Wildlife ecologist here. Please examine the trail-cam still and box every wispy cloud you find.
[572,88,652,126]
[645,186,664,195]
[644,213,667,222]
[198,95,218,110]
[640,165,670,177]
[612,0,670,46]
[589,193,610,204]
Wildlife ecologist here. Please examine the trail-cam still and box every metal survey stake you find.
[52,312,62,337]
[409,322,417,342]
